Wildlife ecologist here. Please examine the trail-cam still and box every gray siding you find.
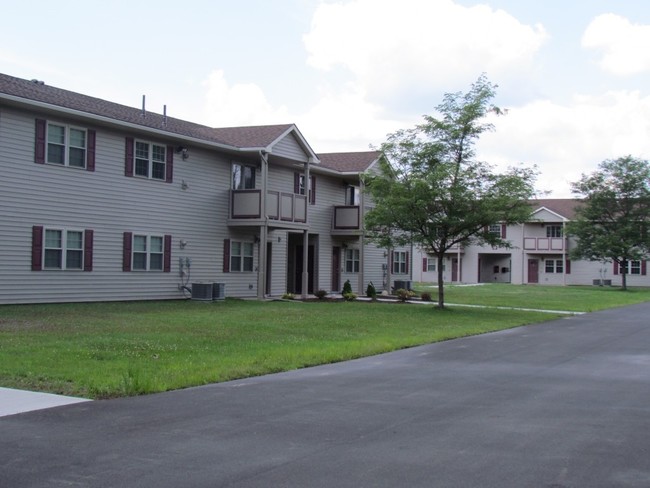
[272,133,309,162]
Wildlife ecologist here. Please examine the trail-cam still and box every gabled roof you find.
[317,151,381,173]
[529,199,582,220]
[212,124,295,149]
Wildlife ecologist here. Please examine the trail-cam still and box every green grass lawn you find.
[1,285,648,399]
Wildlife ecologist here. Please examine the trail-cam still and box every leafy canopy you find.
[567,156,650,289]
[364,75,538,307]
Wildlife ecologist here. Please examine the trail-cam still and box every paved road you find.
[2,302,650,487]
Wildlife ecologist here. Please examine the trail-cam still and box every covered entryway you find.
[331,246,341,292]
[287,233,317,294]
[478,254,512,283]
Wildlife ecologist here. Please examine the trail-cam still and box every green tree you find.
[364,75,537,309]
[567,156,650,290]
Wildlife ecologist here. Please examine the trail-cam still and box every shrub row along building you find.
[1,73,647,304]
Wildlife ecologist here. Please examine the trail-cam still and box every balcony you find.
[229,189,308,228]
[523,237,566,253]
[332,205,362,235]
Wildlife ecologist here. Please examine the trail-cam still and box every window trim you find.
[345,248,360,273]
[295,173,316,205]
[122,232,171,272]
[392,250,409,275]
[546,225,563,238]
[229,240,255,273]
[124,138,173,183]
[232,162,256,190]
[544,259,564,274]
[35,119,95,171]
[32,226,93,271]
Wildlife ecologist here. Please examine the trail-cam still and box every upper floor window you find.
[346,186,360,206]
[232,163,256,190]
[124,138,173,183]
[230,241,254,272]
[345,248,360,273]
[294,173,316,204]
[135,141,166,180]
[35,119,95,171]
[31,226,93,271]
[546,225,563,238]
[392,250,409,274]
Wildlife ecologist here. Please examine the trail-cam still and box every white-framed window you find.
[346,186,360,206]
[427,258,436,272]
[132,234,164,271]
[546,225,563,238]
[393,251,408,274]
[232,163,256,190]
[47,123,87,168]
[621,260,642,275]
[296,173,316,204]
[135,141,166,180]
[43,228,84,270]
[545,259,563,273]
[488,224,501,236]
[230,241,254,272]
[345,248,360,273]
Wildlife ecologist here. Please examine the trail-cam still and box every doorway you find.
[528,259,539,284]
[332,246,341,292]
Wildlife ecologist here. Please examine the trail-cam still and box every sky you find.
[2,0,650,197]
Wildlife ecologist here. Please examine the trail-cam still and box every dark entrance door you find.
[452,257,461,282]
[528,259,539,283]
[295,245,315,294]
[332,246,341,292]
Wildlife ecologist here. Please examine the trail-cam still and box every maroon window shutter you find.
[294,173,300,194]
[163,234,172,272]
[406,252,410,274]
[310,176,316,204]
[86,130,96,172]
[423,257,428,272]
[223,239,231,273]
[165,146,174,183]
[123,232,133,272]
[35,119,46,164]
[125,138,134,177]
[565,259,571,274]
[613,261,619,275]
[501,224,507,239]
[32,226,44,271]
[83,229,94,272]
[642,261,647,276]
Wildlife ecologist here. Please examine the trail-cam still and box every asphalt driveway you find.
[2,302,650,488]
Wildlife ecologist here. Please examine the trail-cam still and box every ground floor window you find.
[545,259,563,273]
[231,241,254,272]
[393,251,408,274]
[43,229,84,270]
[345,248,360,273]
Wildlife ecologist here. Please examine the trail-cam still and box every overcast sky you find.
[2,0,650,197]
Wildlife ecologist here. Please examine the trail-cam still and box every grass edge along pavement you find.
[1,284,649,399]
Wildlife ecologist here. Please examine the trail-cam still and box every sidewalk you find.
[0,387,90,418]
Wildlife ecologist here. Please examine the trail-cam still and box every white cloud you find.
[303,0,547,101]
[582,13,650,76]
[201,70,290,127]
[477,90,650,197]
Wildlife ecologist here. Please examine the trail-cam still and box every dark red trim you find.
[223,239,231,273]
[35,119,46,164]
[642,261,647,276]
[86,130,96,172]
[423,257,428,272]
[310,175,316,205]
[32,226,44,271]
[565,259,571,274]
[123,232,132,271]
[613,261,619,275]
[405,251,410,274]
[125,138,134,177]
[501,224,507,239]
[163,235,172,272]
[294,173,300,194]
[165,146,174,183]
[83,229,93,272]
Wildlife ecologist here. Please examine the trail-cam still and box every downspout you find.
[257,150,269,299]
[521,223,525,284]
[562,219,567,286]
[358,178,365,294]
[301,159,311,298]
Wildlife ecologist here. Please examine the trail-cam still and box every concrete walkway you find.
[0,387,90,417]
[2,301,650,487]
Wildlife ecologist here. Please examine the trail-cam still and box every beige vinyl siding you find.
[272,132,309,162]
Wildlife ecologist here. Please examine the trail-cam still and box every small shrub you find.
[342,279,353,295]
[314,289,328,300]
[282,293,295,300]
[395,288,415,302]
[366,281,377,299]
[342,292,358,301]
[420,292,432,302]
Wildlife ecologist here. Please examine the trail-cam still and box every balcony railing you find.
[332,205,361,234]
[523,237,566,252]
[230,189,307,225]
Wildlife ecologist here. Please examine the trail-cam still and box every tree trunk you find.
[437,254,445,309]
[622,270,628,291]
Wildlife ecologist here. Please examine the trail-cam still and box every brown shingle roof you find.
[317,151,381,173]
[0,73,295,150]
[529,199,582,220]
